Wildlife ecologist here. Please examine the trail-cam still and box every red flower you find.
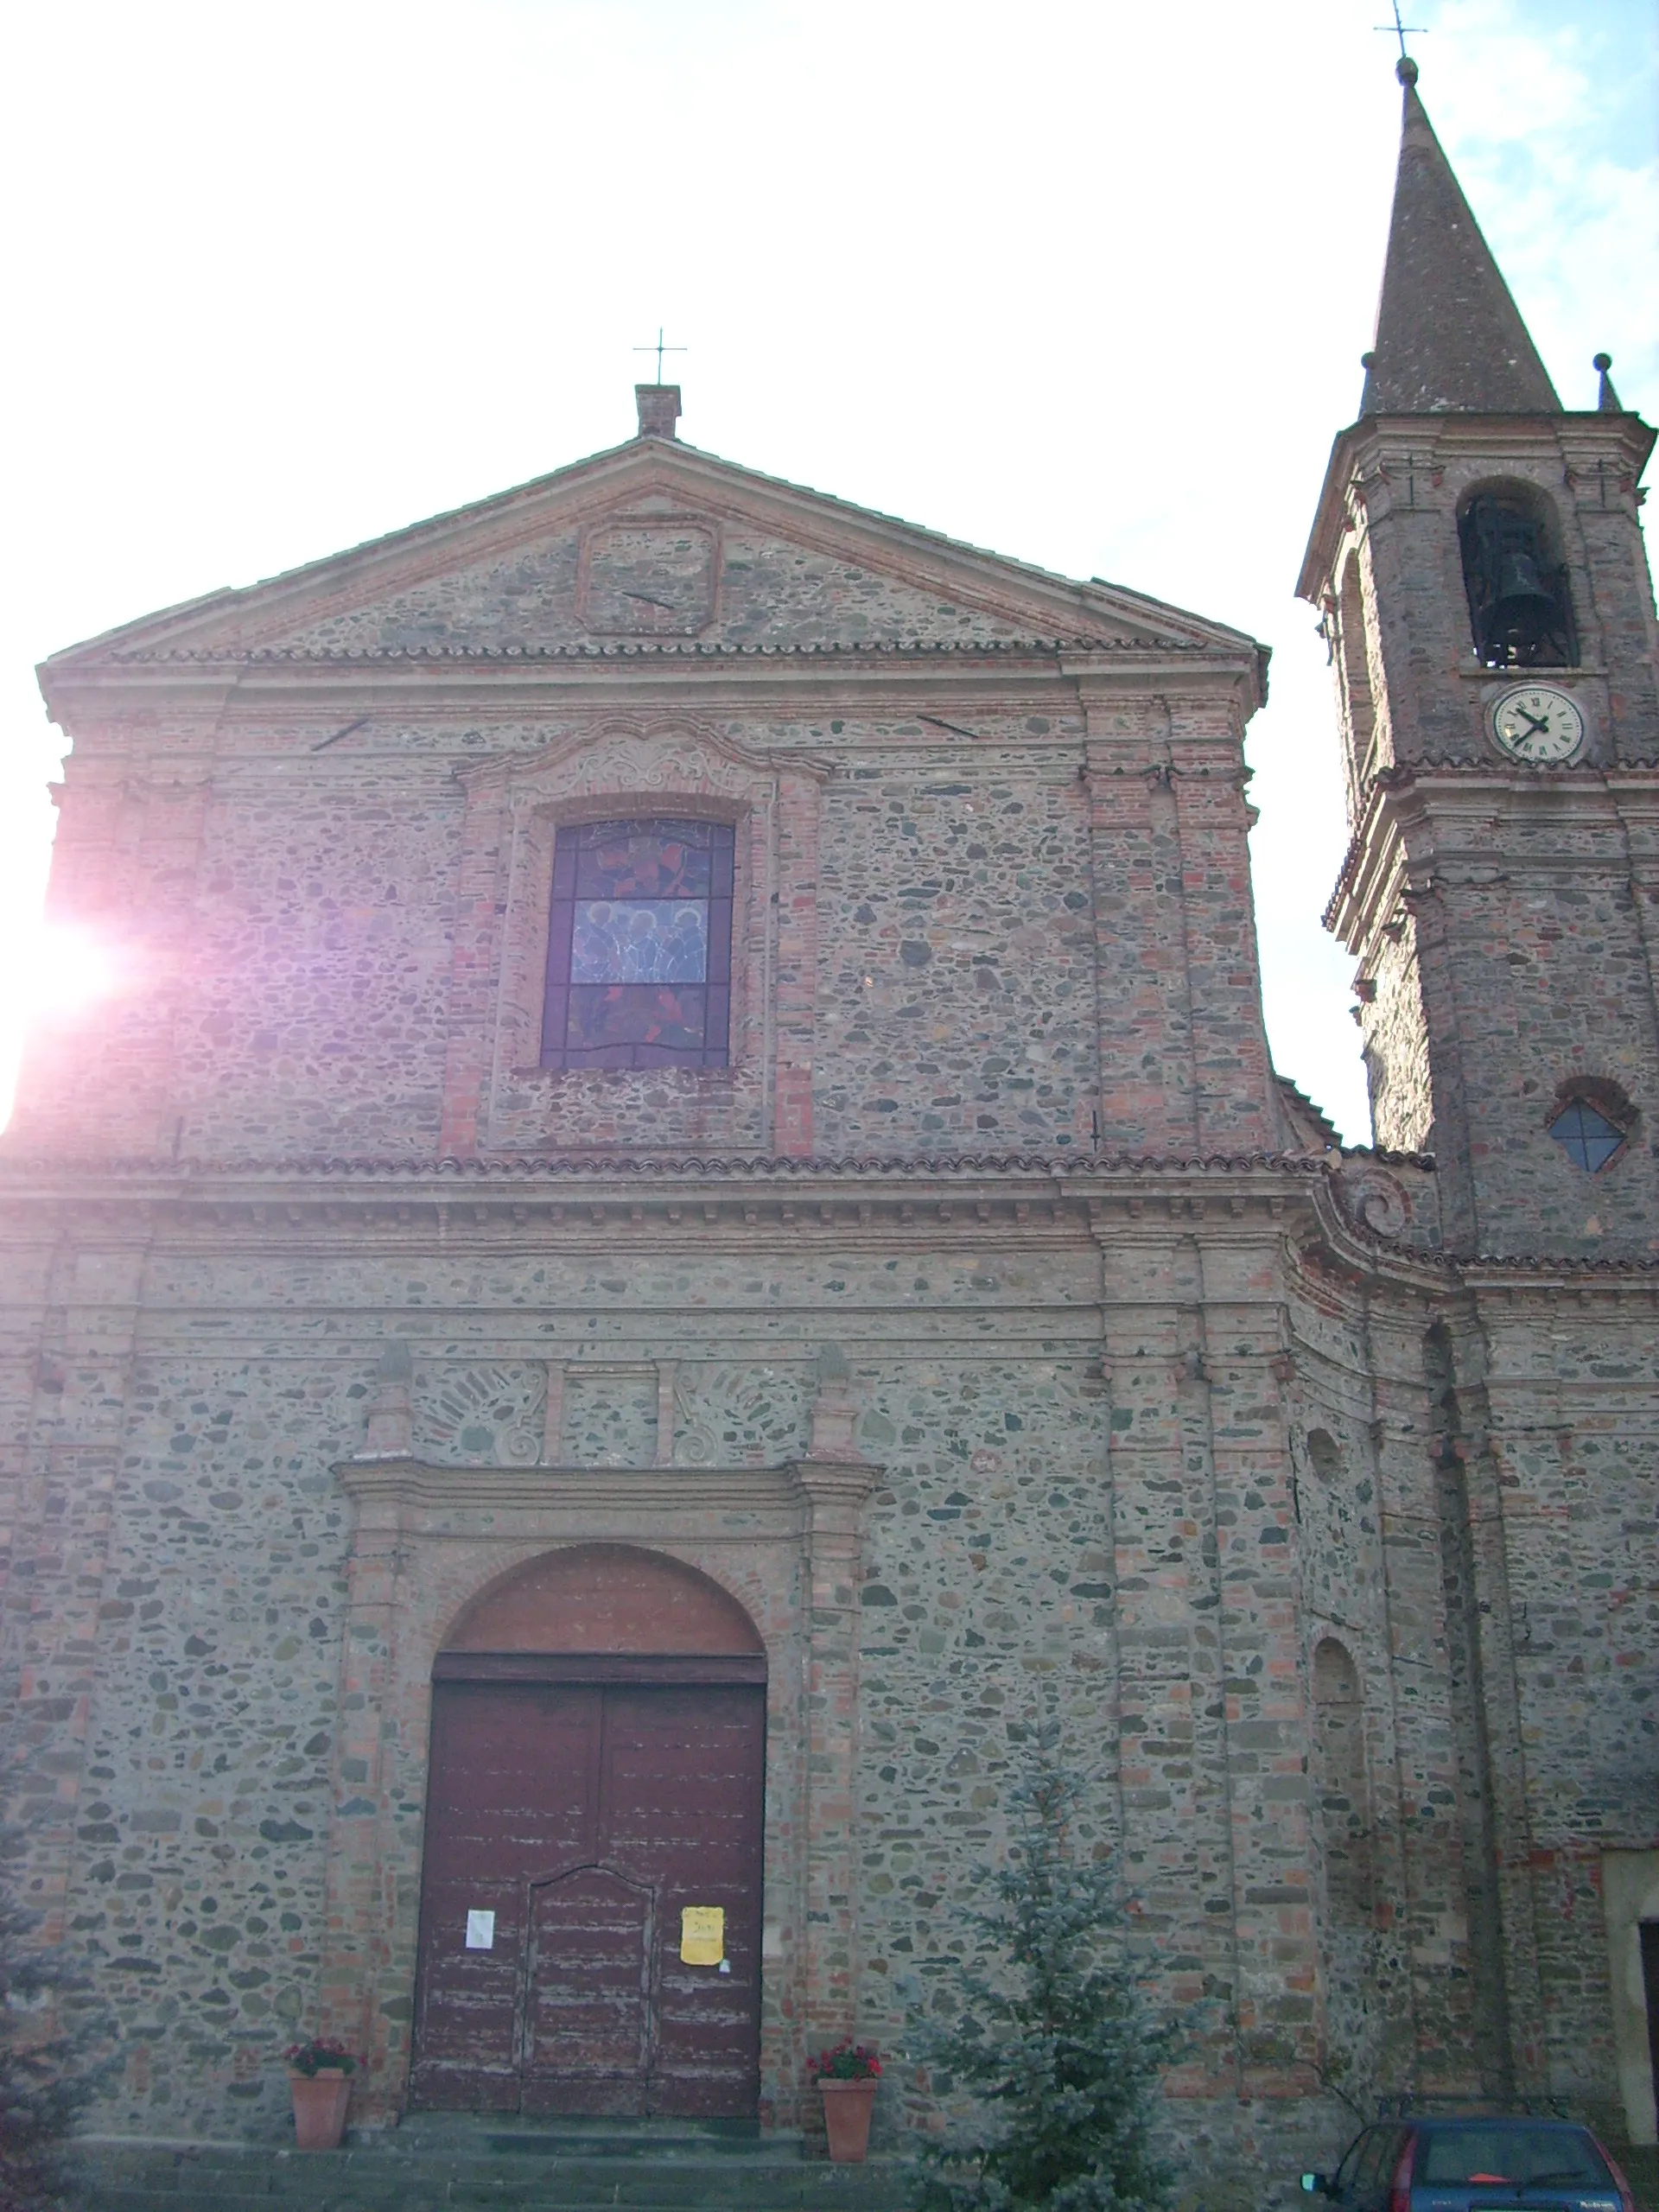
[807,2038,881,2081]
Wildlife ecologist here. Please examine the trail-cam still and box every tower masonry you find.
[1300,59,1659,1258]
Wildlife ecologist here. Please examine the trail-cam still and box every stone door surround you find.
[319,1356,879,2133]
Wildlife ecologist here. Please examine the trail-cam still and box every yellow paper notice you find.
[680,1905,725,1965]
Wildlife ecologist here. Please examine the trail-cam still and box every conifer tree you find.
[914,1764,1178,2212]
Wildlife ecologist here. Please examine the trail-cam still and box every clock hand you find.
[623,590,676,610]
[1516,708,1552,736]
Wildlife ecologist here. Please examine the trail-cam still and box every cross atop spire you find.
[1360,64,1560,417]
[1373,2,1427,64]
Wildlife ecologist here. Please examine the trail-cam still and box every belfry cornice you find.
[1325,760,1659,949]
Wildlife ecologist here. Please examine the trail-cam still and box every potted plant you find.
[283,2038,359,2151]
[808,2038,881,2162]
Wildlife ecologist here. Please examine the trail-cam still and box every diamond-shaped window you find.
[1548,1099,1624,1173]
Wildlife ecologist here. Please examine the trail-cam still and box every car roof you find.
[1408,2118,1586,2130]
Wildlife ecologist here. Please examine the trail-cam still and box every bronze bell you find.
[1491,547,1562,659]
[1460,493,1577,667]
[1494,547,1554,611]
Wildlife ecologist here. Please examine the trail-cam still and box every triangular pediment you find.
[44,435,1256,672]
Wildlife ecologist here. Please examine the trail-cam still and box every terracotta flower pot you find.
[818,2075,878,2162]
[289,2067,352,2151]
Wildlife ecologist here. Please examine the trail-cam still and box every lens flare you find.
[21,927,121,1020]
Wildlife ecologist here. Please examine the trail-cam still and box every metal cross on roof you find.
[632,327,687,384]
[1374,0,1427,58]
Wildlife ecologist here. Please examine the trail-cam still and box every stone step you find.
[69,2140,912,2212]
[397,2113,793,2159]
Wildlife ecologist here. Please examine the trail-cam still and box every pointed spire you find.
[1594,353,1624,411]
[1360,55,1560,416]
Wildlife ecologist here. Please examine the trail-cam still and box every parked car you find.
[1300,2116,1637,2212]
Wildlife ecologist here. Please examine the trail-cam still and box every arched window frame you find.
[436,721,830,1157]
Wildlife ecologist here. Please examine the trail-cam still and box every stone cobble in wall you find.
[814,745,1095,1156]
[60,1357,354,2132]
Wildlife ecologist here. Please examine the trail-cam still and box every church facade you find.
[2,65,1656,2184]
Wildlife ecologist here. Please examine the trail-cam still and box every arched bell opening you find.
[1457,480,1579,671]
[413,1546,767,2122]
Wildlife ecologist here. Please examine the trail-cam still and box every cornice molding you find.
[39,638,1265,730]
[6,1145,1654,1291]
[333,1452,883,1541]
[0,1147,1330,1188]
[0,1149,1334,1246]
[102,636,1212,666]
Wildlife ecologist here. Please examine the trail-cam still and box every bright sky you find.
[1,0,1653,1144]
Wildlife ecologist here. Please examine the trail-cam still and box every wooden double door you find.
[410,1664,765,2117]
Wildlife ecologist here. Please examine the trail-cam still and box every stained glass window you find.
[542,818,734,1070]
[1548,1098,1624,1173]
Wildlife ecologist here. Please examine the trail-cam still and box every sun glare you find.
[0,926,124,1131]
[21,927,121,1020]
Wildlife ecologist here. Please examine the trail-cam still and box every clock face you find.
[1491,683,1585,765]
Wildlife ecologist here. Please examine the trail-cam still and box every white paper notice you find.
[465,1909,496,1950]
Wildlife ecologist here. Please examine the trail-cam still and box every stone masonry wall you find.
[1410,830,1659,1258]
[283,519,1038,655]
[1465,1285,1659,2125]
[10,701,1283,1170]
[0,1205,1339,2184]
[3,1183,1656,2160]
[1359,912,1435,1157]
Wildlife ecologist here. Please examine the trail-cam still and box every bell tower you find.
[1300,56,1659,1258]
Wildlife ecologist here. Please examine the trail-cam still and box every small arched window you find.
[1457,483,1578,670]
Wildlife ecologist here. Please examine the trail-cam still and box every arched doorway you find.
[410,1545,766,2119]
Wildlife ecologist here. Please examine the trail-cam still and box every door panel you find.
[410,1683,600,2108]
[602,1687,765,2116]
[410,1675,763,2117]
[524,1866,653,2113]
